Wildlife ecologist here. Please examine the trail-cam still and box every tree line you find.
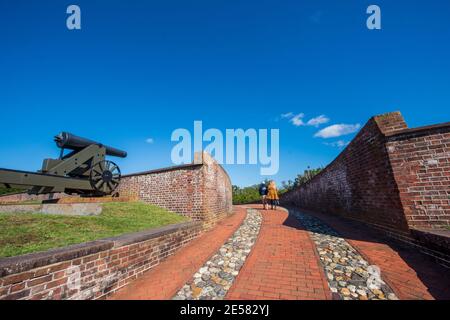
[232,166,322,205]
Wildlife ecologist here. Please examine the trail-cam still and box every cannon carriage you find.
[0,132,127,196]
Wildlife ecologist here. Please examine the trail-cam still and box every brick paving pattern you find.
[226,206,331,300]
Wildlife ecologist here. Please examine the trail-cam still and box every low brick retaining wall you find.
[0,221,202,300]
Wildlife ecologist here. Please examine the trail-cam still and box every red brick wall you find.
[117,152,233,229]
[117,165,204,220]
[282,112,450,232]
[0,222,202,300]
[386,125,450,229]
[201,153,233,229]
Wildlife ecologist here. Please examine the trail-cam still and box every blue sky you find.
[1,0,449,187]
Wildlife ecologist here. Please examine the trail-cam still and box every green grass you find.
[0,202,188,258]
[0,186,26,196]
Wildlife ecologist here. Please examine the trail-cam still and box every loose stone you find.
[292,210,398,301]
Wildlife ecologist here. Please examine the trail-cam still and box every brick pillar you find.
[373,111,408,135]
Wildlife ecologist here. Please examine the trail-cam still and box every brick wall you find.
[117,152,233,229]
[201,153,234,229]
[386,125,450,229]
[0,221,202,300]
[281,112,450,233]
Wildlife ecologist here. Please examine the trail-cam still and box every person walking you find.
[258,182,268,210]
[267,180,279,210]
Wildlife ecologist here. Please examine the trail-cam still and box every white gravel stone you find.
[292,209,399,301]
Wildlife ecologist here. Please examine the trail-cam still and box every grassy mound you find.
[0,202,188,258]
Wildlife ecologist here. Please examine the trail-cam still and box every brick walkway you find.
[299,209,450,300]
[109,205,450,300]
[226,206,331,300]
[109,207,247,300]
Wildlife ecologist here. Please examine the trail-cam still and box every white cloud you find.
[281,112,294,119]
[145,138,154,144]
[314,123,361,138]
[281,112,330,128]
[280,112,332,129]
[306,115,330,127]
[290,113,305,126]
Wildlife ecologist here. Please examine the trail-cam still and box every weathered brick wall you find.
[386,125,450,229]
[0,221,202,300]
[117,152,233,229]
[201,153,233,229]
[282,112,410,233]
[282,112,450,232]
[117,165,204,220]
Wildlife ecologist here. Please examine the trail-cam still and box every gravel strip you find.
[291,209,399,300]
[173,208,262,300]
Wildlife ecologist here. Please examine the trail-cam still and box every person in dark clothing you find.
[258,182,268,210]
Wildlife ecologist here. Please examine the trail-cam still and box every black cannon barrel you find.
[54,132,127,158]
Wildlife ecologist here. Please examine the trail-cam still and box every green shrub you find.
[0,187,25,196]
[232,185,261,205]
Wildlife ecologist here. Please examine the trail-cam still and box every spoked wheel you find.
[89,160,121,195]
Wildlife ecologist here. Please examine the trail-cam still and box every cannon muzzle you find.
[55,132,127,158]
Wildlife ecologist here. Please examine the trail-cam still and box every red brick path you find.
[226,206,332,300]
[109,205,450,300]
[300,209,450,300]
[109,207,247,300]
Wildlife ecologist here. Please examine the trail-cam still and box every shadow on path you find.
[281,206,450,300]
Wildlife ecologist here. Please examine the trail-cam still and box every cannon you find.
[0,132,127,196]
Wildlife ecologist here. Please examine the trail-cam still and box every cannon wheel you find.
[89,160,121,195]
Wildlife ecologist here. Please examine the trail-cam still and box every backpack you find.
[259,184,268,196]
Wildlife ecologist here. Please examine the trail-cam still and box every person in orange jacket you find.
[266,180,279,210]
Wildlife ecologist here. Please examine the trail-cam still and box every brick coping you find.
[0,221,200,278]
[385,121,450,139]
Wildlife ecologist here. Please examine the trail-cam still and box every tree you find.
[232,184,261,205]
[281,166,323,192]
[232,167,322,203]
